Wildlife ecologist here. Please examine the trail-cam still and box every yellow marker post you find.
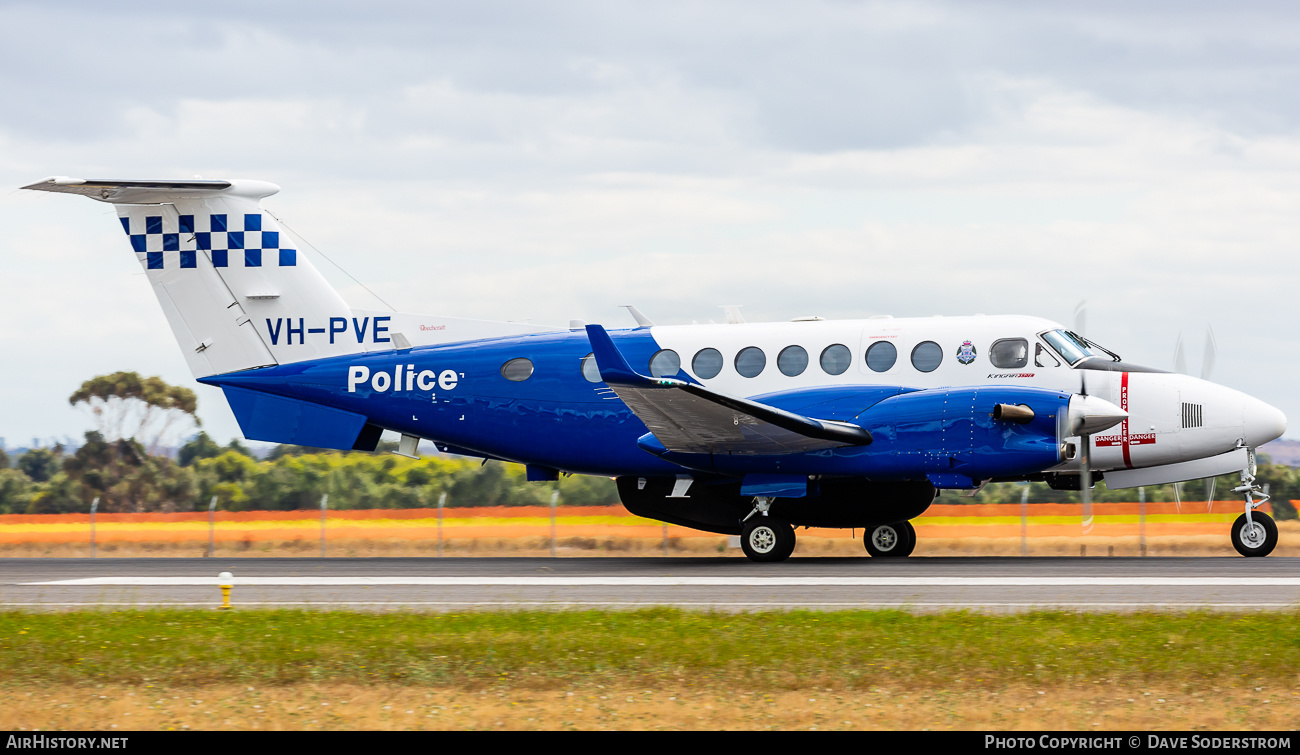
[218,571,233,610]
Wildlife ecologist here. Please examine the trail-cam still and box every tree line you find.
[0,371,1294,518]
[0,432,619,514]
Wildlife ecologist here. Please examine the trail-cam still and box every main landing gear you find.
[864,521,916,558]
[1230,450,1278,557]
[740,498,796,562]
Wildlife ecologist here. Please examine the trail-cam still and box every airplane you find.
[22,176,1289,561]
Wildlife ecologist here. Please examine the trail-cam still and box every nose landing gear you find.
[1230,451,1277,557]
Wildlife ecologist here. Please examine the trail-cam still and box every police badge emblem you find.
[956,340,977,365]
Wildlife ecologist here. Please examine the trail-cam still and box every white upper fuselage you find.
[641,314,1284,476]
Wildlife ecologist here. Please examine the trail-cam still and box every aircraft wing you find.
[586,325,872,455]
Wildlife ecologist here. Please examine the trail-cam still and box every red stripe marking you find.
[1120,371,1132,469]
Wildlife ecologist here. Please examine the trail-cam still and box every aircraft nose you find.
[1244,396,1287,448]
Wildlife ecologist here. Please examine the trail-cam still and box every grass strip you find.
[2,609,1299,691]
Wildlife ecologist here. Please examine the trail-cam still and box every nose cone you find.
[1244,396,1287,448]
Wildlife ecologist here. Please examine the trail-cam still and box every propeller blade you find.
[1173,481,1182,513]
[1073,300,1087,337]
[1201,325,1217,381]
[1081,434,1093,534]
[1205,476,1216,513]
[1173,332,1187,375]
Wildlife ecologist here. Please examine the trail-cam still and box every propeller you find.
[1173,325,1220,511]
[1173,325,1217,380]
[1073,300,1087,339]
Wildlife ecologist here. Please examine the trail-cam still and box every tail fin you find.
[23,177,555,378]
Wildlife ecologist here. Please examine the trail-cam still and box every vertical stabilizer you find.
[25,178,369,377]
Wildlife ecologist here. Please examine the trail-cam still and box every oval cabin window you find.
[649,349,681,378]
[501,357,534,381]
[735,347,766,378]
[911,342,943,373]
[692,348,723,379]
[865,341,897,373]
[778,345,809,376]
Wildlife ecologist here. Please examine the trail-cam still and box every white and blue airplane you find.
[23,176,1288,560]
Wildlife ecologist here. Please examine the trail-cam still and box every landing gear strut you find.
[740,497,796,562]
[864,521,916,558]
[1230,450,1277,557]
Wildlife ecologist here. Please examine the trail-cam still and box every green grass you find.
[1,609,1297,690]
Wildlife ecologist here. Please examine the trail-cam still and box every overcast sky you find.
[2,0,1299,449]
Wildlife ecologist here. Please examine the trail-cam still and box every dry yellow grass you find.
[3,519,1295,558]
[3,682,1296,731]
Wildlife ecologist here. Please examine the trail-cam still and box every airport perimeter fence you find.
[0,498,1286,558]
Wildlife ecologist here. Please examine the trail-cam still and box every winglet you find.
[585,324,655,385]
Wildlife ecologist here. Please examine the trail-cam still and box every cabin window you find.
[1034,343,1060,368]
[778,345,809,376]
[501,357,534,381]
[865,341,897,372]
[989,338,1029,369]
[692,348,723,379]
[735,346,766,378]
[581,353,601,383]
[649,349,681,378]
[911,341,943,372]
[820,344,851,375]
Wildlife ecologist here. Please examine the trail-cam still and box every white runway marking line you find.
[1,602,1297,609]
[17,576,1300,587]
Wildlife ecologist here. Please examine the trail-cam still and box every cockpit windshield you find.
[1041,329,1120,365]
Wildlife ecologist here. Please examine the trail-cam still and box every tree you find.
[69,372,200,454]
[0,469,32,514]
[60,431,197,513]
[16,448,61,483]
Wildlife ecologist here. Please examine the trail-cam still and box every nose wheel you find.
[864,521,916,558]
[1231,512,1277,557]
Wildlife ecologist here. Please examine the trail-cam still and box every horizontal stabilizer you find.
[21,176,269,204]
[585,324,872,455]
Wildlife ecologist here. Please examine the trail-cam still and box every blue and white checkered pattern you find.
[120,212,297,270]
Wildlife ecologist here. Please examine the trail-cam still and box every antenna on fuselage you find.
[621,306,654,327]
[721,305,745,324]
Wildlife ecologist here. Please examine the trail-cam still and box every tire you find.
[741,517,796,562]
[898,520,917,557]
[1231,512,1278,557]
[865,521,915,558]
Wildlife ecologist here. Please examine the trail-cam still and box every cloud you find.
[1,0,1298,446]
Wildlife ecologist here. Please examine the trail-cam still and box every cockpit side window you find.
[990,338,1028,369]
[1034,343,1060,368]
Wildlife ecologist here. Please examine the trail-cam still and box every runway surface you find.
[3,556,1299,612]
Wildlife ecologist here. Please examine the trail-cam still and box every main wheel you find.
[740,517,796,562]
[1231,512,1278,557]
[898,521,917,557]
[865,521,915,558]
